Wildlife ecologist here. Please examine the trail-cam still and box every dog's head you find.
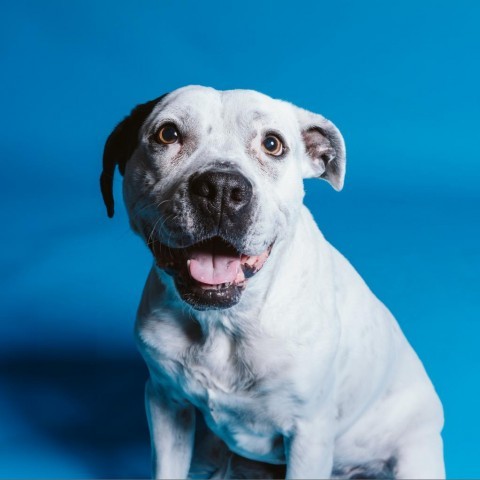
[101,86,345,310]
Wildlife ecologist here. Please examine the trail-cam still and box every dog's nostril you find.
[191,178,216,200]
[230,187,244,203]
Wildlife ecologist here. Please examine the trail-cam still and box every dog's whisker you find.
[147,215,165,247]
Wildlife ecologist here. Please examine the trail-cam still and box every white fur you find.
[121,86,444,479]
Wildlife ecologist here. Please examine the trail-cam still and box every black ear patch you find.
[100,93,168,218]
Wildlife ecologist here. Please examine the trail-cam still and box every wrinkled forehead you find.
[146,86,297,134]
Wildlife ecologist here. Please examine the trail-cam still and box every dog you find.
[100,86,445,479]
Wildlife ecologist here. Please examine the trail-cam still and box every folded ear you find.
[295,106,346,191]
[100,94,168,218]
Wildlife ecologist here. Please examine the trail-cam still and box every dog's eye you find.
[262,135,284,156]
[156,124,180,144]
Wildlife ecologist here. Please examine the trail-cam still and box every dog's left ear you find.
[100,94,168,218]
[295,107,346,191]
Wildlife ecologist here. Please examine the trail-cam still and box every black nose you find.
[189,171,253,215]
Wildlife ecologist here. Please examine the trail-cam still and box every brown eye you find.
[262,134,284,156]
[156,124,179,144]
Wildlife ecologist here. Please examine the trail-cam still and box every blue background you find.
[1,0,479,477]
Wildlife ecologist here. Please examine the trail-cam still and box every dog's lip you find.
[147,235,273,289]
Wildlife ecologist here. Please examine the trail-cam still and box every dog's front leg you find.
[145,379,195,479]
[285,415,334,480]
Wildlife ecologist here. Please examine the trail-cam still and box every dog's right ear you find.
[100,94,168,218]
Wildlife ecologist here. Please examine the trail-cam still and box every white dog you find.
[100,86,445,479]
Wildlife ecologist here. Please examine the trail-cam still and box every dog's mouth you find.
[147,236,272,310]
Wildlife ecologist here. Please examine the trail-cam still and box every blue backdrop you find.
[1,0,479,477]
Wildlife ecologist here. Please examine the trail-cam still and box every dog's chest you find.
[180,329,265,403]
[141,312,321,461]
[175,329,296,460]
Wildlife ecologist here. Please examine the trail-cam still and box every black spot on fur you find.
[100,93,169,218]
[333,457,397,480]
[251,110,266,121]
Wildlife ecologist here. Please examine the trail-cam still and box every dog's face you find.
[101,86,346,310]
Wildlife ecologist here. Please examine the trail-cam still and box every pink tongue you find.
[189,252,241,285]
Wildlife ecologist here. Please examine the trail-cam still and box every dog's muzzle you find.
[146,170,272,310]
